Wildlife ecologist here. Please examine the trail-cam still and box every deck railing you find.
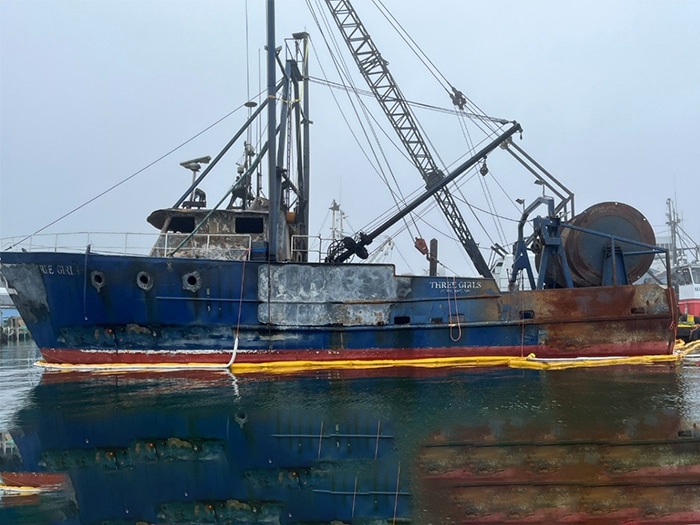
[291,234,327,263]
[1,232,252,260]
[3,233,379,264]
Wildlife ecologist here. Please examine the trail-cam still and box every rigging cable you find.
[324,1,516,265]
[451,112,508,247]
[309,73,520,257]
[308,77,509,123]
[7,104,250,250]
[245,0,251,102]
[307,1,402,191]
[311,4,409,200]
[372,0,501,134]
[305,0,424,242]
[244,0,258,201]
[477,165,508,246]
[372,0,518,249]
[305,0,527,273]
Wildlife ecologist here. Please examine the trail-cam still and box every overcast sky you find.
[1,0,699,275]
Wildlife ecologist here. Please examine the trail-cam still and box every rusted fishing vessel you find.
[0,0,676,368]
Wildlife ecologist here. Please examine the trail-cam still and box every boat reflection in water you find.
[4,365,700,524]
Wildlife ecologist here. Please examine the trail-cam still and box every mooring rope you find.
[226,249,250,368]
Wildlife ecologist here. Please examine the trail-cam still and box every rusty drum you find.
[563,201,655,287]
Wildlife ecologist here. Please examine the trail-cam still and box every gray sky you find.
[1,0,699,275]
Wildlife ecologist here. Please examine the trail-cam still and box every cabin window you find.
[678,268,692,286]
[430,317,444,324]
[236,217,264,234]
[168,216,196,233]
[692,267,700,284]
[394,316,411,325]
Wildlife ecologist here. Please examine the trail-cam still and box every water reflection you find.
[1,359,700,524]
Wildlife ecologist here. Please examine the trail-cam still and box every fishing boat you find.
[647,198,700,341]
[0,0,676,368]
[663,198,700,318]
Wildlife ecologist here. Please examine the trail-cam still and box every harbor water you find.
[1,340,700,524]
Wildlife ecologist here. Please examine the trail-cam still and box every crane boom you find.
[324,0,493,277]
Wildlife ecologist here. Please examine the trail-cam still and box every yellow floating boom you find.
[34,340,700,374]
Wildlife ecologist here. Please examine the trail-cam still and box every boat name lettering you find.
[429,280,482,290]
[39,264,81,276]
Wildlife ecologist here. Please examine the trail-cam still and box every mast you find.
[666,198,679,269]
[266,0,280,261]
[300,32,311,253]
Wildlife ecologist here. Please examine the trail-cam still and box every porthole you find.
[136,271,153,291]
[182,271,201,292]
[90,271,106,291]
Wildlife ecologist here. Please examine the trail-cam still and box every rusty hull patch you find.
[504,283,670,321]
[503,284,673,351]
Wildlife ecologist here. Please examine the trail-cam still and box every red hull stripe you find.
[679,299,700,317]
[38,343,675,371]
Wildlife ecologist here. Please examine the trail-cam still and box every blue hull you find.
[0,250,676,366]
